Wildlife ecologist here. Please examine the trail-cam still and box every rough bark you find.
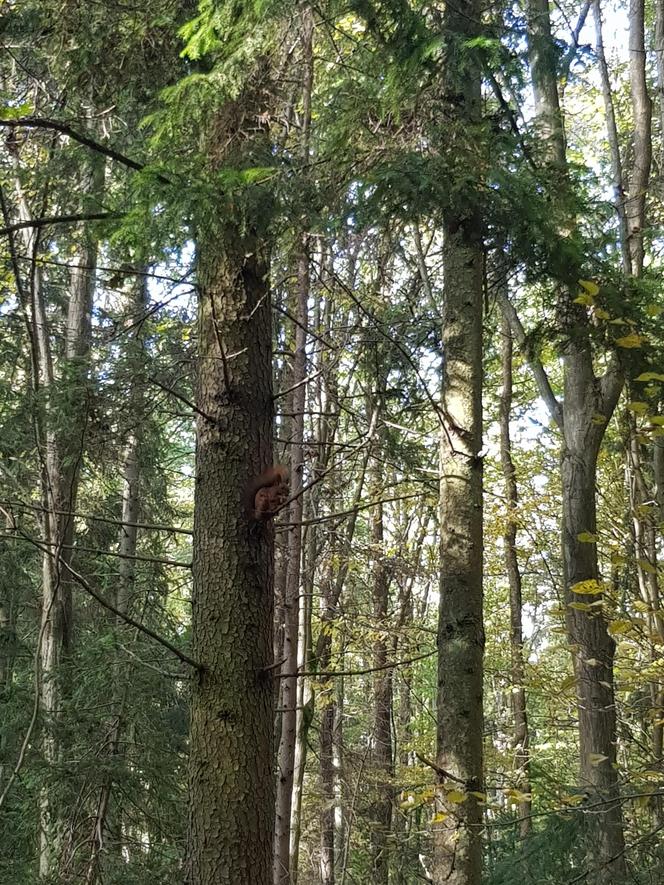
[433,3,484,879]
[186,212,275,883]
[498,310,532,838]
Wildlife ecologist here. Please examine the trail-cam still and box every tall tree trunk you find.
[561,409,625,877]
[592,0,631,273]
[626,0,652,275]
[526,0,567,166]
[274,11,314,881]
[498,310,532,838]
[186,109,275,882]
[369,490,393,883]
[433,2,484,881]
[522,1,634,875]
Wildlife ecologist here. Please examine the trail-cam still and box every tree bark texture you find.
[186,219,275,884]
[434,4,484,879]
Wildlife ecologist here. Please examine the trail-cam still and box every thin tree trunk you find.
[498,310,532,838]
[433,3,484,880]
[655,0,664,187]
[369,489,393,883]
[592,0,631,273]
[626,0,652,276]
[274,11,313,882]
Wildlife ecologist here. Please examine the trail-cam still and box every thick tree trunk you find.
[498,311,532,838]
[186,221,275,883]
[560,426,625,877]
[433,5,484,880]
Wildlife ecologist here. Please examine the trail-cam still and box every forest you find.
[0,0,663,883]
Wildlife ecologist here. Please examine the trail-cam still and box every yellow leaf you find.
[578,279,600,296]
[591,413,608,425]
[571,579,604,595]
[609,317,628,325]
[468,791,486,801]
[574,293,595,306]
[446,790,466,804]
[627,401,649,414]
[645,304,663,317]
[593,308,610,320]
[608,620,632,636]
[616,332,645,348]
[610,552,627,566]
[568,602,592,611]
[637,559,658,574]
[635,372,664,382]
[649,416,664,426]
[432,812,448,823]
[589,753,608,766]
[577,532,598,543]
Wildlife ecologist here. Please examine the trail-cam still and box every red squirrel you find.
[246,465,289,521]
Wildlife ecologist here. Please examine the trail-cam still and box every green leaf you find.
[577,532,598,543]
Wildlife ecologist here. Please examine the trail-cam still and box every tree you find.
[433,1,485,881]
